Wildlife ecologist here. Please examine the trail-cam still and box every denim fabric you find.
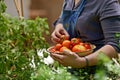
[61,0,86,39]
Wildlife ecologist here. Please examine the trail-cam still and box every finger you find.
[50,53,64,61]
[51,37,59,44]
[55,31,62,39]
[61,63,69,67]
[50,53,64,64]
[51,32,60,43]
[61,30,69,37]
[62,50,73,55]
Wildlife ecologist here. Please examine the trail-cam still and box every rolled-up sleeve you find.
[53,18,63,27]
[100,16,120,53]
[99,0,120,53]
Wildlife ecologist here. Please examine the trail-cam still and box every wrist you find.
[77,57,86,68]
[84,57,89,67]
[77,57,89,68]
[55,23,63,28]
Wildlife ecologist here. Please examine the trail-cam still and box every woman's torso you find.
[63,0,120,50]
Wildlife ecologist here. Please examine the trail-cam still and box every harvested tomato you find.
[59,46,71,52]
[71,38,81,46]
[69,44,73,50]
[55,43,62,50]
[60,35,69,43]
[79,42,85,46]
[49,47,56,53]
[62,40,71,48]
[84,43,91,50]
[72,44,86,52]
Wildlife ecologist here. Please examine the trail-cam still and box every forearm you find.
[85,45,118,67]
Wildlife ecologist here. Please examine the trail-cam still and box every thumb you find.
[63,49,73,55]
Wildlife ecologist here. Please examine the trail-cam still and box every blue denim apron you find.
[61,0,86,39]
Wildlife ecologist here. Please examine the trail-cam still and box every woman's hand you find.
[51,23,69,43]
[50,50,86,68]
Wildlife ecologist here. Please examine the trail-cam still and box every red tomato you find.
[79,42,85,46]
[60,35,69,43]
[84,43,91,50]
[69,44,73,50]
[72,44,86,52]
[70,38,81,46]
[62,40,71,48]
[49,47,56,53]
[55,43,62,51]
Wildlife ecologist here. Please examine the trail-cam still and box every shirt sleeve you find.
[100,16,120,53]
[99,0,120,53]
[53,16,64,26]
[53,0,67,26]
[99,0,120,20]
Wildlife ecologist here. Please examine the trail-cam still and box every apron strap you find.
[76,0,87,19]
[60,0,87,38]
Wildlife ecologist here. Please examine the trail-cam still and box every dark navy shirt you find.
[54,0,120,53]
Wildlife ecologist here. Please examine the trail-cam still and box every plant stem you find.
[13,0,24,19]
[20,0,24,17]
[14,0,21,17]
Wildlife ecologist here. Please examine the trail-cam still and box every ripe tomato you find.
[84,43,91,50]
[70,38,81,46]
[59,46,71,52]
[60,35,69,43]
[69,44,73,50]
[55,43,62,51]
[72,44,86,52]
[79,42,85,46]
[49,47,56,53]
[62,40,71,48]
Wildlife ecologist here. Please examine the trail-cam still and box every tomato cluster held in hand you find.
[49,35,94,55]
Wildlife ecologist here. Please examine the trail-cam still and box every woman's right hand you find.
[51,23,69,44]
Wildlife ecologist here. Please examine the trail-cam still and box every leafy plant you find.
[94,53,120,80]
[0,0,50,79]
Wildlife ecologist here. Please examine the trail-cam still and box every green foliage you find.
[115,33,120,47]
[94,53,120,80]
[31,52,120,80]
[0,1,50,79]
[0,0,6,13]
[31,62,78,80]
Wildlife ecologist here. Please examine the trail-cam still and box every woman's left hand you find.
[50,50,85,68]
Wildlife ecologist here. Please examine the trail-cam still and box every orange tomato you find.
[72,44,86,52]
[70,38,81,46]
[55,43,62,51]
[59,46,71,52]
[62,40,71,48]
